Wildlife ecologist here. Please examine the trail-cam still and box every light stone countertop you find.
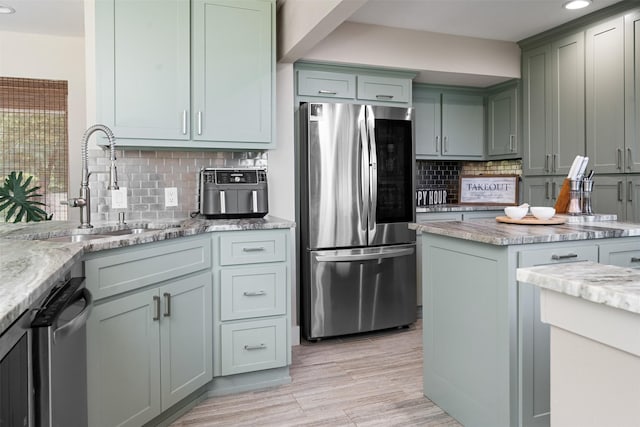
[0,215,295,335]
[517,261,640,315]
[410,216,640,245]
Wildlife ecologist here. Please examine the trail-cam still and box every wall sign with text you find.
[459,175,519,205]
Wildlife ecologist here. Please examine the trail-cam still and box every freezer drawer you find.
[304,244,416,340]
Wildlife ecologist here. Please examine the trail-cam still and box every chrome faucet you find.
[63,124,118,228]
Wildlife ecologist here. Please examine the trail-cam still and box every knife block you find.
[554,178,571,214]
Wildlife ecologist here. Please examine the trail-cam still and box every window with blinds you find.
[0,77,69,221]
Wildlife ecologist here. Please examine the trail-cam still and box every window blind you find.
[0,77,68,220]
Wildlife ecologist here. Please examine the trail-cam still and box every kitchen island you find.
[409,217,640,427]
[517,261,640,427]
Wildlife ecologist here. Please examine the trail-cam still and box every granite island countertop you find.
[416,204,507,213]
[410,216,640,245]
[0,215,295,335]
[517,261,640,315]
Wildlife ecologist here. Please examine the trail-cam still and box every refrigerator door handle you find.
[359,108,370,227]
[366,106,377,242]
[315,246,414,262]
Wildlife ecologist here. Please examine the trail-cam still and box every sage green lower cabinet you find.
[599,240,640,269]
[419,232,635,427]
[591,174,640,222]
[212,229,292,378]
[85,235,213,427]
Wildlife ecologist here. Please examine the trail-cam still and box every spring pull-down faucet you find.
[62,124,118,228]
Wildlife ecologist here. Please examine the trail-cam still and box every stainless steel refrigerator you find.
[299,102,416,341]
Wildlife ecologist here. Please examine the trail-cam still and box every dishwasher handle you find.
[53,287,92,344]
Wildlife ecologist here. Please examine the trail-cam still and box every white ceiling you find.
[0,0,84,37]
[347,0,622,42]
[0,0,625,41]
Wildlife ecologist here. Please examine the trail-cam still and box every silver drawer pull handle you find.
[243,290,266,296]
[318,90,337,95]
[242,247,265,252]
[375,94,394,99]
[551,253,578,260]
[244,344,266,351]
[631,257,640,263]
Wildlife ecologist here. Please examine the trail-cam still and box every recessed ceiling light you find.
[563,0,592,10]
[0,4,15,14]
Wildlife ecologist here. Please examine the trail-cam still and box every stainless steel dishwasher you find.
[31,277,91,427]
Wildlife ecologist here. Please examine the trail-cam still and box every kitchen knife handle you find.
[181,110,188,135]
[617,148,623,170]
[551,253,578,260]
[152,296,160,321]
[197,111,203,135]
[163,293,171,317]
[220,190,226,214]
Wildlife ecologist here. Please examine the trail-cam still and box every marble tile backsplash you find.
[88,149,267,221]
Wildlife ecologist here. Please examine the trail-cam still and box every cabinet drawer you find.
[357,75,411,103]
[85,235,211,300]
[220,317,287,375]
[518,244,598,267]
[218,230,287,265]
[297,70,355,99]
[220,265,287,321]
[599,241,640,269]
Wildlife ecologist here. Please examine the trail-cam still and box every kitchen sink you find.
[39,227,164,242]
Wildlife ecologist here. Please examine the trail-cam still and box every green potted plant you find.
[0,171,51,222]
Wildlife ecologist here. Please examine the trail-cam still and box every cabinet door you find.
[551,32,585,176]
[591,175,626,220]
[96,0,190,141]
[357,75,411,103]
[627,176,640,223]
[159,271,213,409]
[192,0,272,145]
[586,17,625,174]
[87,288,161,427]
[522,45,553,175]
[625,11,640,172]
[599,240,640,269]
[441,93,484,158]
[521,177,564,207]
[487,86,518,157]
[518,244,598,427]
[414,90,442,158]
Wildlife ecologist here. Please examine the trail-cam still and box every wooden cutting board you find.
[496,215,567,225]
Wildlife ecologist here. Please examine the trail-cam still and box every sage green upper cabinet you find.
[414,87,484,159]
[414,89,441,157]
[192,0,272,145]
[297,70,356,100]
[95,0,190,141]
[625,11,640,172]
[95,0,275,150]
[586,17,625,174]
[357,75,411,104]
[487,85,519,158]
[522,32,585,175]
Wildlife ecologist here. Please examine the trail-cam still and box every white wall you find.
[0,31,86,223]
[302,22,521,86]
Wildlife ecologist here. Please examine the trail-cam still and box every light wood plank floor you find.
[171,320,461,426]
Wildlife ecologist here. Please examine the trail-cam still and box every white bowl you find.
[530,206,556,220]
[504,206,528,220]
